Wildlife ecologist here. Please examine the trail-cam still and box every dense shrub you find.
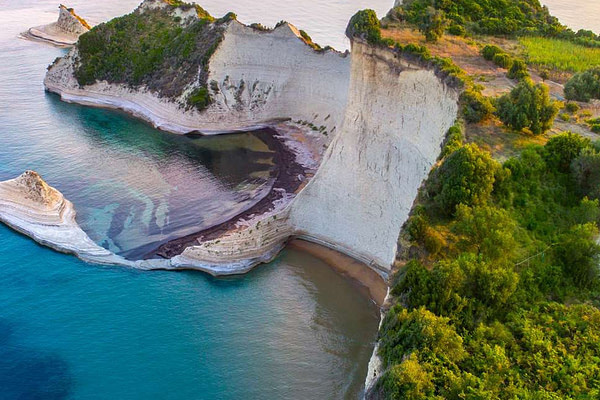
[440,123,463,158]
[565,102,580,113]
[74,3,225,106]
[495,79,559,134]
[571,147,600,199]
[544,131,590,172]
[492,53,513,69]
[481,44,504,61]
[564,67,600,102]
[507,59,529,80]
[394,0,565,37]
[345,9,381,44]
[379,132,600,399]
[428,144,499,215]
[460,89,495,123]
[417,6,448,42]
[187,86,211,111]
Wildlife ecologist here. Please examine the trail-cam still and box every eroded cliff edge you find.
[34,1,461,280]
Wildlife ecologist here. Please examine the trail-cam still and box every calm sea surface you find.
[0,0,393,398]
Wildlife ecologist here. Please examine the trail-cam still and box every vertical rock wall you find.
[289,41,460,274]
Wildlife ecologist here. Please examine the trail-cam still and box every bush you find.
[565,102,580,113]
[554,223,600,288]
[441,123,463,158]
[564,67,600,102]
[507,59,529,80]
[447,24,466,36]
[418,6,448,42]
[481,44,504,61]
[460,89,494,123]
[492,53,513,69]
[571,147,600,199]
[428,144,499,215]
[495,79,559,135]
[187,86,211,111]
[346,9,381,45]
[544,131,590,172]
[559,113,570,122]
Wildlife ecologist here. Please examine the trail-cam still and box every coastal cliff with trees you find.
[5,0,600,397]
[364,0,600,398]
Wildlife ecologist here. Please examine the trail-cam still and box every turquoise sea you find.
[0,0,395,398]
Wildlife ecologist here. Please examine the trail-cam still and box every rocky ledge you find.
[24,4,90,46]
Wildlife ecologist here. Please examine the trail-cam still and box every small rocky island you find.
[24,4,90,46]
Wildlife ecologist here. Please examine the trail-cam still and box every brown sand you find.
[287,239,388,306]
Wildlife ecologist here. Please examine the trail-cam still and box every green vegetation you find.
[460,89,494,123]
[495,79,559,134]
[520,36,600,72]
[428,143,499,215]
[564,67,600,102]
[507,59,529,80]
[377,133,600,399]
[391,0,563,37]
[187,87,211,111]
[75,2,227,109]
[346,9,384,45]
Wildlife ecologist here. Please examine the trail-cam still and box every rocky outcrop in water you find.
[25,4,90,46]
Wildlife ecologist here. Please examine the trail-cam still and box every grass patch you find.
[519,36,600,72]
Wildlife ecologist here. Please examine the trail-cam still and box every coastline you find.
[152,127,313,258]
[286,239,388,306]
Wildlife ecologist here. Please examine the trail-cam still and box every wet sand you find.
[287,239,388,306]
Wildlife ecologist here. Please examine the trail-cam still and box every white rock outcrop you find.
[37,5,460,277]
[0,171,128,265]
[290,41,460,273]
[25,4,90,46]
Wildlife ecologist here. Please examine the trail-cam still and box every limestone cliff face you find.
[56,4,90,35]
[205,22,350,138]
[289,41,460,273]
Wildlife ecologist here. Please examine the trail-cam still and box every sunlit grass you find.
[519,37,600,72]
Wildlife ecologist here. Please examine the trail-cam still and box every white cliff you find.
[31,3,461,278]
[44,20,350,137]
[290,41,460,273]
[25,4,90,46]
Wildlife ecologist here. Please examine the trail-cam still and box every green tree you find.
[418,6,448,42]
[377,354,440,400]
[460,89,495,123]
[453,204,519,261]
[346,9,381,44]
[564,67,600,102]
[429,144,499,215]
[495,79,559,135]
[544,131,590,173]
[554,223,600,288]
[571,147,600,199]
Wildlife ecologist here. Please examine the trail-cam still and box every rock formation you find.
[33,1,461,278]
[25,4,90,46]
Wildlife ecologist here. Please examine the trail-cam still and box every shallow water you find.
[0,0,391,398]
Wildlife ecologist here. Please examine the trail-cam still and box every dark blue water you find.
[0,1,382,398]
